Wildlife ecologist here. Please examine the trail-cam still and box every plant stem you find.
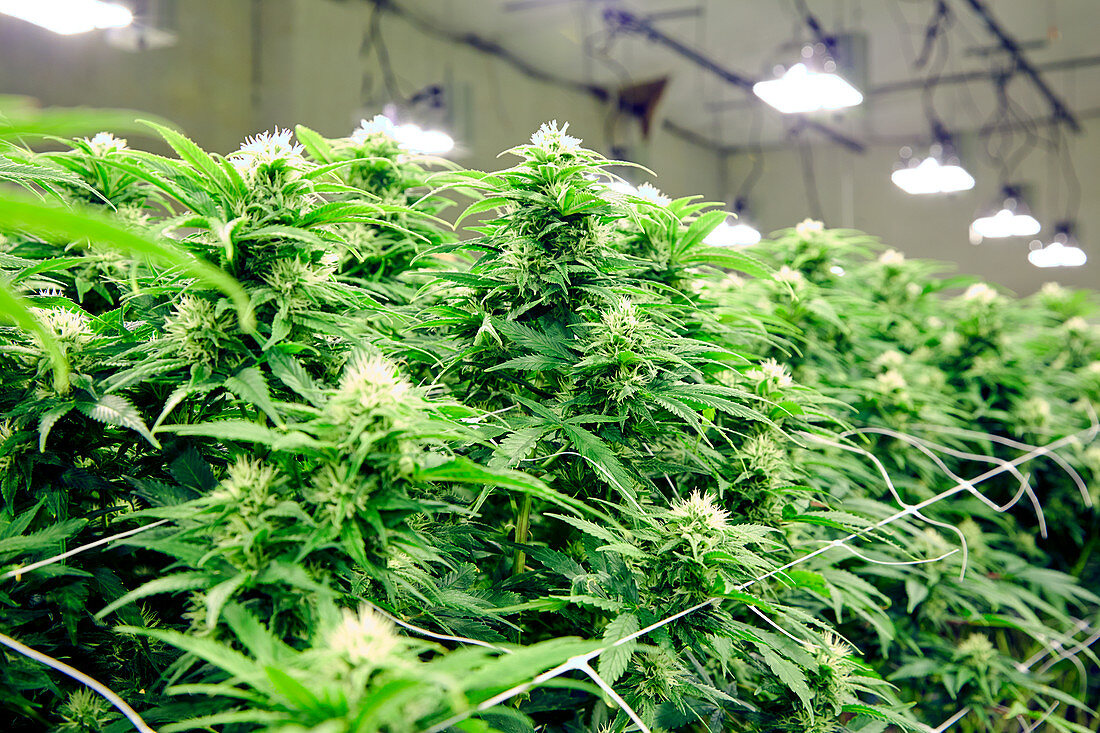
[512,494,532,576]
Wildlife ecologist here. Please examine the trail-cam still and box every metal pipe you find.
[956,0,1081,132]
[603,8,866,153]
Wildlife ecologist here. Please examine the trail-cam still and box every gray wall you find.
[0,0,1095,293]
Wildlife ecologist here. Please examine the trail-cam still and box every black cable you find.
[797,131,825,221]
[735,108,765,206]
[369,1,406,104]
[1058,126,1082,222]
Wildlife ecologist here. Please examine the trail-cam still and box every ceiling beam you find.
[955,0,1081,133]
[603,8,867,153]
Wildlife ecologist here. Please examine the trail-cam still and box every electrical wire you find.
[797,130,825,221]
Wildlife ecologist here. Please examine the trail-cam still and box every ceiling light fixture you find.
[394,123,454,156]
[752,54,863,114]
[891,143,975,195]
[1028,223,1087,268]
[705,198,763,247]
[970,185,1041,242]
[0,0,133,35]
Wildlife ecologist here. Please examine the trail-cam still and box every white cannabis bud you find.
[215,458,281,504]
[263,257,336,299]
[634,182,671,206]
[1040,282,1067,299]
[326,605,400,668]
[1017,396,1052,427]
[230,127,306,176]
[351,114,399,143]
[530,120,582,152]
[84,131,128,155]
[873,350,906,370]
[875,368,908,393]
[878,249,906,267]
[774,265,804,285]
[795,218,824,237]
[962,282,998,305]
[670,491,731,532]
[164,295,233,365]
[333,351,411,417]
[955,633,997,667]
[1063,316,1092,335]
[745,358,793,388]
[30,307,92,353]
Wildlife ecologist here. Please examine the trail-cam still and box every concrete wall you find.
[0,1,1094,293]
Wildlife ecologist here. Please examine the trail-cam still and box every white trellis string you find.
[0,631,156,733]
[1,519,171,582]
[6,423,1093,733]
[914,420,1095,508]
[846,427,1047,538]
[926,706,971,733]
[1019,701,1060,733]
[1037,626,1100,675]
[1017,618,1090,671]
[932,620,1099,731]
[364,601,514,654]
[808,431,974,578]
[427,424,1097,733]
[834,542,959,567]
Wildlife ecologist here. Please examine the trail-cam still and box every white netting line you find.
[1,519,171,582]
[3,422,1094,733]
[0,631,156,733]
[931,620,1100,732]
[426,424,1097,732]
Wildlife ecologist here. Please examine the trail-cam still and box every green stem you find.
[512,494,532,576]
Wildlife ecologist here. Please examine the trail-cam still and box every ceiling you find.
[397,0,1100,151]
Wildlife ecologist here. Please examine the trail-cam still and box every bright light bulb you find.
[971,208,1041,239]
[0,0,132,35]
[705,220,761,247]
[891,157,975,195]
[393,123,454,155]
[1028,240,1087,268]
[752,63,863,114]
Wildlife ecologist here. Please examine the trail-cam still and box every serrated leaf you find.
[76,394,159,448]
[598,612,639,684]
[37,402,75,452]
[224,366,283,426]
[760,646,812,713]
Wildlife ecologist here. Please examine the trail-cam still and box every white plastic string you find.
[1,519,171,582]
[846,427,1047,537]
[934,621,1099,731]
[0,631,156,733]
[926,707,971,733]
[363,601,513,654]
[834,542,959,567]
[1019,701,1059,733]
[428,425,1097,732]
[1017,618,1090,671]
[914,419,1095,508]
[807,431,973,577]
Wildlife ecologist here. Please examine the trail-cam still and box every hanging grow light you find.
[0,0,132,35]
[706,219,762,247]
[970,186,1041,242]
[891,143,975,195]
[1028,223,1087,268]
[753,62,863,114]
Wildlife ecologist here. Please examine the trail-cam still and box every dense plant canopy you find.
[0,103,1097,733]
